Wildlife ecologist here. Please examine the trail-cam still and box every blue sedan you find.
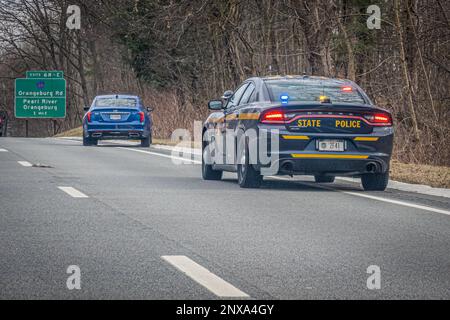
[82,94,152,147]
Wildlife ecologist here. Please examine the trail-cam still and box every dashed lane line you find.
[18,161,32,167]
[57,186,89,198]
[162,255,249,298]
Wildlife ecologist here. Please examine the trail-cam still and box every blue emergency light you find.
[280,93,289,105]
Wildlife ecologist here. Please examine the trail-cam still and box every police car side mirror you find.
[221,90,233,100]
[83,106,90,111]
[146,107,154,112]
[208,100,223,110]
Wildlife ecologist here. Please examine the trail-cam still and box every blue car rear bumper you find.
[84,123,150,140]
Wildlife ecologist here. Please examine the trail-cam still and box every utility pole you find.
[1,82,7,136]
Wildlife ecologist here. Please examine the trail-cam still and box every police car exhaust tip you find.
[366,162,377,173]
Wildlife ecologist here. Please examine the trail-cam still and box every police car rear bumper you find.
[256,126,393,176]
[267,154,390,176]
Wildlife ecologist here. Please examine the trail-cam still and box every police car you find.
[202,76,393,191]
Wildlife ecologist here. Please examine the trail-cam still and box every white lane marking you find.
[340,191,450,215]
[0,148,8,152]
[269,176,450,216]
[153,144,202,156]
[337,176,450,199]
[18,161,32,167]
[58,186,89,198]
[55,137,201,164]
[117,147,201,164]
[162,255,249,298]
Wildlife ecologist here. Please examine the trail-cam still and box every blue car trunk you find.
[90,108,141,123]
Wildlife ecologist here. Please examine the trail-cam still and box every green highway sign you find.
[26,71,64,79]
[15,71,66,119]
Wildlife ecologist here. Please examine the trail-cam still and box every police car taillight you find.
[364,112,392,126]
[260,109,285,124]
[86,111,92,122]
[139,112,145,123]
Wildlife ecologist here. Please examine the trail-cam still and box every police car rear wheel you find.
[202,146,222,180]
[314,175,335,183]
[361,172,389,191]
[237,138,262,188]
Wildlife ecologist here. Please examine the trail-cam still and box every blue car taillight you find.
[138,112,145,123]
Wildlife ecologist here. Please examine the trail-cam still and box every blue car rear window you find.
[95,98,137,107]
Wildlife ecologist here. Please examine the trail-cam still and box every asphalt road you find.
[0,137,449,299]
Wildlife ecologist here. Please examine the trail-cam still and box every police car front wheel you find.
[202,146,223,180]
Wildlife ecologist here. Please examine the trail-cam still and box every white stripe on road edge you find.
[117,147,201,164]
[0,148,8,152]
[162,255,249,298]
[337,176,450,199]
[18,161,32,167]
[153,144,202,156]
[55,137,201,164]
[340,191,450,216]
[58,186,89,198]
[269,176,450,216]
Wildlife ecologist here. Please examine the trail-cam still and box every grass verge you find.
[390,160,450,188]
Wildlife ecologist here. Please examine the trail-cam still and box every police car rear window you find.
[95,98,137,107]
[265,80,366,104]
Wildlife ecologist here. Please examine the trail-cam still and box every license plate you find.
[110,114,121,120]
[318,139,345,152]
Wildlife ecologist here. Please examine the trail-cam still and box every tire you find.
[361,172,389,191]
[141,135,150,147]
[237,135,263,188]
[83,134,92,146]
[202,143,223,180]
[314,175,335,183]
[91,138,98,146]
